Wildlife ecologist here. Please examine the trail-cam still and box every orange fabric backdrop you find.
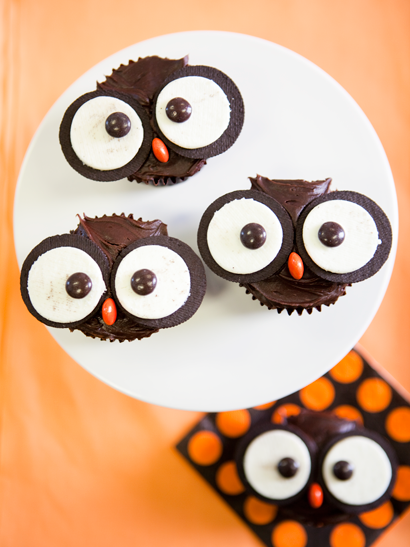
[1,0,409,545]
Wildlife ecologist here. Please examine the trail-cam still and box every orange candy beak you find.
[288,252,304,280]
[308,482,323,508]
[102,298,117,325]
[152,137,169,163]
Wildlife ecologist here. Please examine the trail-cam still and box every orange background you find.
[1,1,409,546]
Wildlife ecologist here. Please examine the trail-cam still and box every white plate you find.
[14,31,398,412]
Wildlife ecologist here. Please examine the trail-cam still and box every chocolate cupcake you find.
[59,55,245,185]
[197,176,392,315]
[20,214,206,342]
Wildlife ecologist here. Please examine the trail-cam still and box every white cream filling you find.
[70,96,144,170]
[27,247,106,324]
[207,198,283,274]
[155,76,231,149]
[243,430,311,500]
[322,436,392,505]
[114,245,191,320]
[303,200,380,274]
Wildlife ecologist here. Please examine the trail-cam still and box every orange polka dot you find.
[386,407,410,442]
[243,496,277,525]
[332,405,364,425]
[272,520,307,547]
[272,404,301,424]
[216,409,251,438]
[187,431,222,466]
[356,378,392,413]
[299,377,335,411]
[254,401,276,410]
[330,523,365,547]
[392,465,410,501]
[215,461,245,495]
[330,350,364,383]
[359,501,394,529]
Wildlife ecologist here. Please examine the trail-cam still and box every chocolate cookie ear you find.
[59,90,152,181]
[152,65,245,159]
[110,235,206,329]
[20,234,110,328]
[197,190,294,284]
[295,191,393,284]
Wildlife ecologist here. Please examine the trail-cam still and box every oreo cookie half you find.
[318,429,397,514]
[295,191,393,284]
[20,234,110,328]
[59,89,153,181]
[110,235,207,329]
[197,190,294,284]
[152,65,245,159]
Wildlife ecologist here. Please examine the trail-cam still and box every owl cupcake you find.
[59,55,244,185]
[20,213,206,342]
[197,176,393,315]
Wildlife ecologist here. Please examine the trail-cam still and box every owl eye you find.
[295,191,392,283]
[153,65,244,159]
[321,432,396,510]
[236,426,313,503]
[111,235,206,329]
[20,235,109,328]
[59,90,152,181]
[197,190,294,283]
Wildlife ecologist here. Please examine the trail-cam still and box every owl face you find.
[59,56,244,184]
[235,410,397,524]
[20,214,206,342]
[197,176,392,314]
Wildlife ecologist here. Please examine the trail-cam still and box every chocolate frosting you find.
[287,409,359,447]
[72,213,168,342]
[243,176,348,314]
[243,265,347,314]
[98,56,206,185]
[74,213,168,266]
[98,56,189,107]
[74,314,159,343]
[250,175,332,227]
[128,147,206,186]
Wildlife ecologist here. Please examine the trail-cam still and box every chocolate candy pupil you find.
[333,460,354,481]
[131,269,157,296]
[105,112,131,138]
[318,221,345,247]
[240,223,267,250]
[277,457,299,478]
[66,272,92,299]
[165,97,192,123]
